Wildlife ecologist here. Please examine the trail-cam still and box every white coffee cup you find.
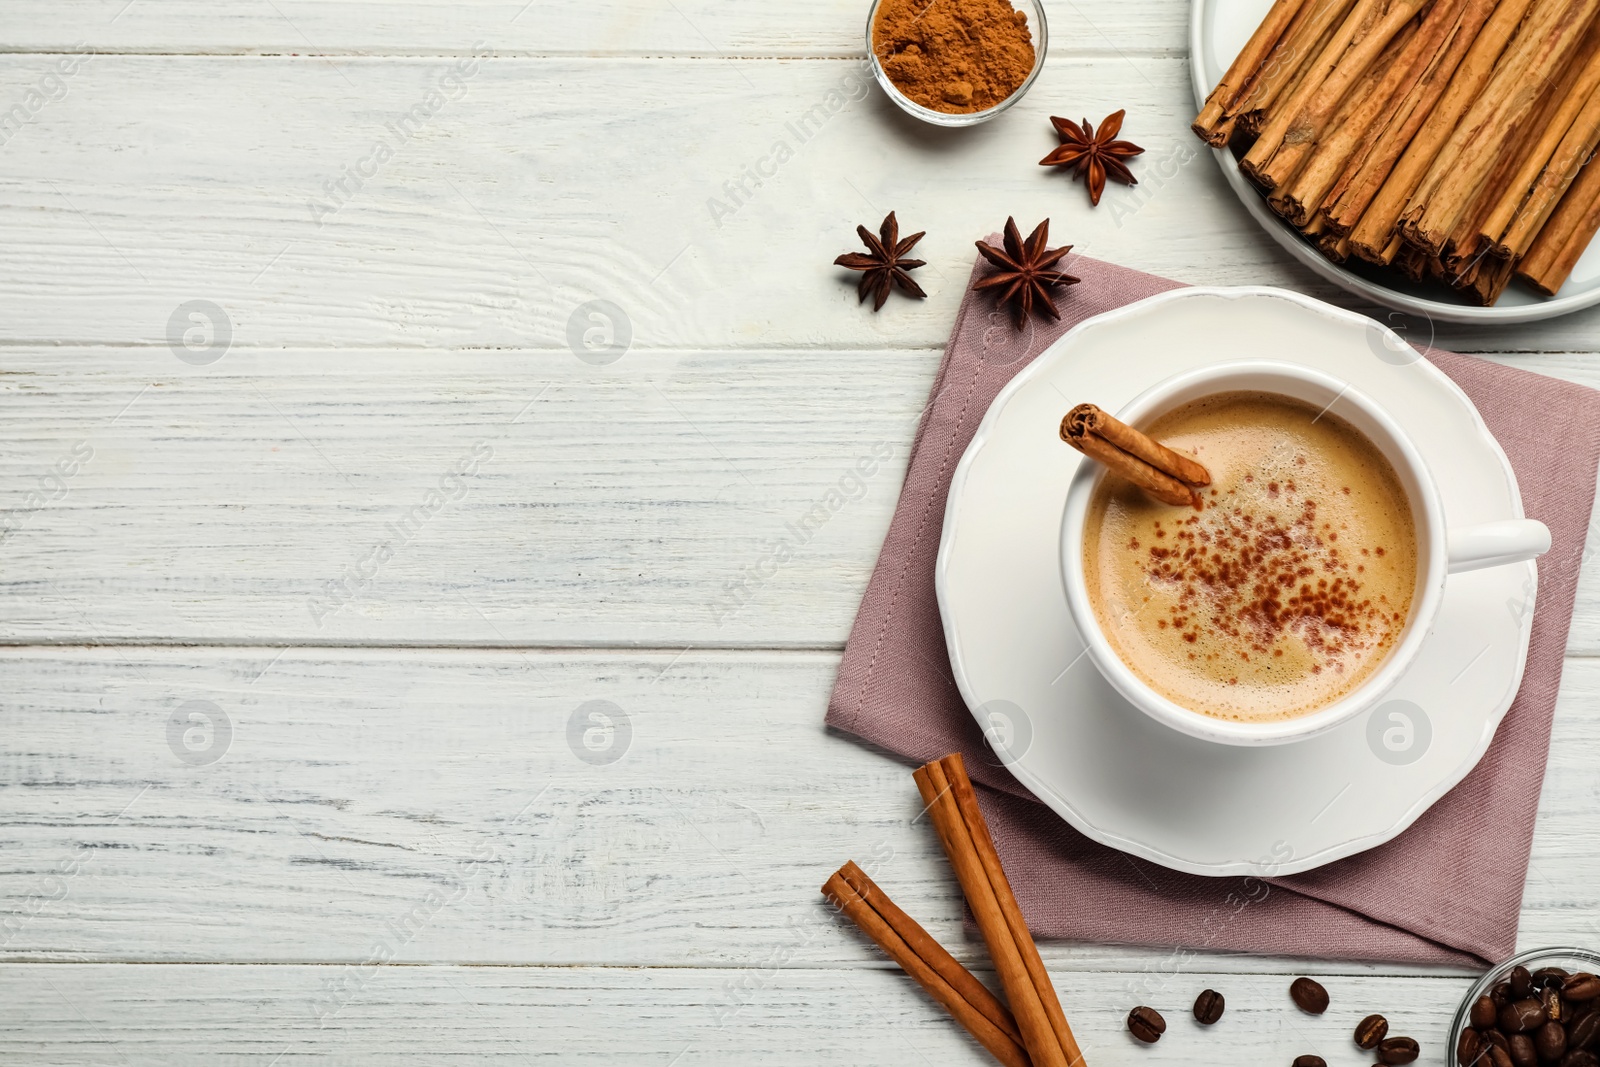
[1059,360,1551,747]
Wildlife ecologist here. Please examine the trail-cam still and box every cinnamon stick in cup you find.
[822,861,1032,1067]
[1060,403,1210,508]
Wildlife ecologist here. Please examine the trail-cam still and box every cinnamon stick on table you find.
[1060,403,1209,509]
[914,754,1087,1067]
[823,861,1032,1067]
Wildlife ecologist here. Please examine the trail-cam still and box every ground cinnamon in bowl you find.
[871,0,1038,115]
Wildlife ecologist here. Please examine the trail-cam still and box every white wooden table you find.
[3,3,1599,1063]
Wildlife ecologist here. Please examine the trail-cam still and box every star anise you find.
[834,211,927,311]
[1039,109,1144,206]
[973,217,1080,327]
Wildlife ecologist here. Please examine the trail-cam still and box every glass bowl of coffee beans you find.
[1451,948,1600,1067]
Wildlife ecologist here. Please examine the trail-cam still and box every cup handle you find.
[1446,519,1551,574]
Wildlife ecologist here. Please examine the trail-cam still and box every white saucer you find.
[935,287,1537,877]
[1191,0,1600,323]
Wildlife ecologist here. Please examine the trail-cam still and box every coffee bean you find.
[1545,988,1566,1023]
[1378,1036,1420,1065]
[1505,999,1551,1034]
[1293,1057,1327,1067]
[1355,1014,1389,1049]
[1480,998,1511,1028]
[1291,977,1330,1014]
[1490,1030,1515,1055]
[1561,1050,1599,1067]
[1460,1028,1487,1066]
[1128,1005,1166,1043]
[1566,976,1600,1003]
[1498,984,1517,1008]
[1513,1033,1539,1067]
[1193,988,1225,1025]
[1540,1021,1570,1062]
[1537,969,1573,991]
[1570,1012,1600,1049]
[1517,968,1539,999]
[1492,1045,1517,1067]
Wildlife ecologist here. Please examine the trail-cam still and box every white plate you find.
[1190,0,1600,324]
[935,287,1537,876]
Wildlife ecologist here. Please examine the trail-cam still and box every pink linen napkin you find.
[826,250,1600,967]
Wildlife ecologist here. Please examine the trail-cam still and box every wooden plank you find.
[0,962,1473,1066]
[0,54,1591,354]
[0,646,1595,967]
[0,0,1187,57]
[0,347,923,646]
[1,347,1596,648]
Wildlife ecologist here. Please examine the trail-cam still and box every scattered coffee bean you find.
[1291,977,1330,1014]
[1570,1011,1600,1049]
[1193,988,1225,1025]
[1378,1035,1421,1065]
[1505,1000,1550,1034]
[1566,976,1600,1004]
[1356,1014,1390,1049]
[1128,1005,1166,1043]
[1115,961,1594,1066]
[1540,1021,1570,1062]
[1516,968,1538,999]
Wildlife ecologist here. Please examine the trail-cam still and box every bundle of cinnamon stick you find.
[1193,0,1600,304]
[822,754,1086,1067]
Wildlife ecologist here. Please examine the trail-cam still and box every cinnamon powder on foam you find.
[1085,394,1418,723]
[872,0,1036,114]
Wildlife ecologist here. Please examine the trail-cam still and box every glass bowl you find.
[1449,947,1600,1066]
[865,0,1047,127]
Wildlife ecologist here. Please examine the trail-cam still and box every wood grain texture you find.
[1,647,1597,968]
[0,347,921,646]
[1,347,1595,648]
[0,963,1473,1065]
[0,0,1188,57]
[2,2,1599,1059]
[1,54,1594,353]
